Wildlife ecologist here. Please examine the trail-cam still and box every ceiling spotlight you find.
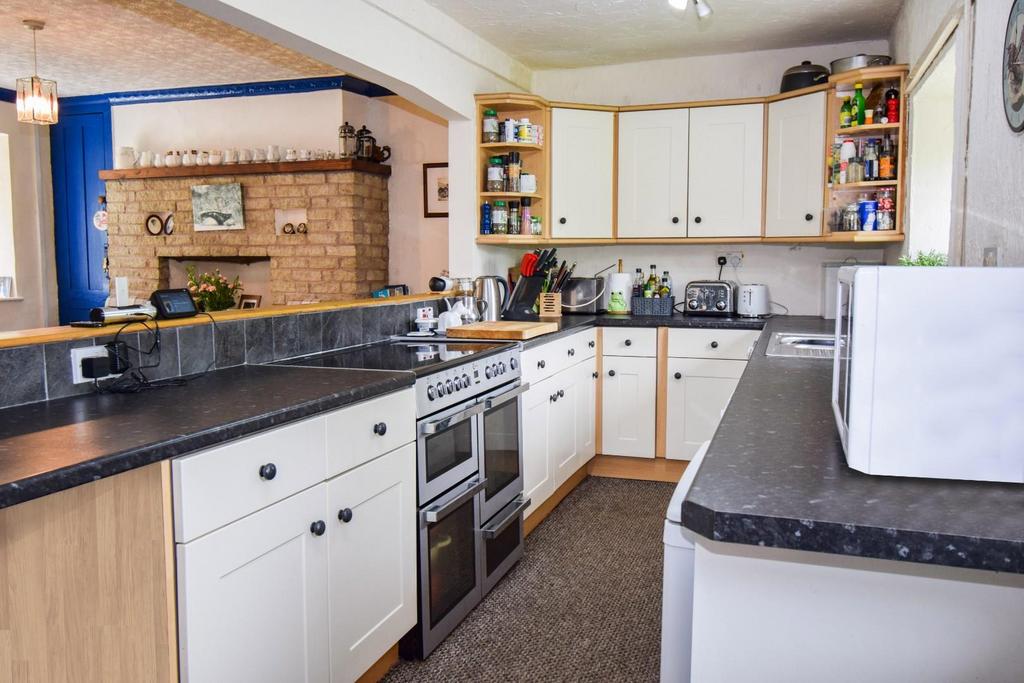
[667,0,689,9]
[694,0,714,19]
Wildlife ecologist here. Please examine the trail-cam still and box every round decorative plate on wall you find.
[1005,0,1024,132]
[145,214,164,236]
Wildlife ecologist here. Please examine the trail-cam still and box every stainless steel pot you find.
[830,54,892,75]
[780,60,830,93]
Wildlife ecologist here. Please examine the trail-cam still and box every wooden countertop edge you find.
[0,291,448,349]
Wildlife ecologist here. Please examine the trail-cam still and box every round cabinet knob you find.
[592,372,598,379]
[588,340,595,348]
[674,372,682,380]
[608,370,616,377]
[538,360,546,369]
[710,341,719,348]
[427,385,436,400]
[310,520,327,536]
[559,217,567,225]
[557,389,565,398]
[373,422,387,436]
[258,463,277,480]
[694,216,702,224]
[624,339,632,346]
[550,393,557,402]
[338,508,353,523]
[568,348,575,357]
[805,213,814,221]
[672,216,680,224]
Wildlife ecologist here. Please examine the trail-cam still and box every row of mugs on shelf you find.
[114,145,341,169]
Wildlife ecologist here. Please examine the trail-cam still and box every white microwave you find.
[833,266,1024,483]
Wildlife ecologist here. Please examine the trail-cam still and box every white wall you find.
[890,0,961,68]
[531,40,890,105]
[0,102,57,331]
[111,90,344,154]
[343,92,449,291]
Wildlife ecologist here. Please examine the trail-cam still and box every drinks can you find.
[857,199,878,231]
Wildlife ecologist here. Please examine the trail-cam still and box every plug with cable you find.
[106,340,132,374]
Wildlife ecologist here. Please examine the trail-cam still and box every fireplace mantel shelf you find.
[99,158,391,181]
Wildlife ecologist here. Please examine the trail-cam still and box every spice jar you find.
[842,203,860,231]
[482,108,499,143]
[508,201,520,235]
[530,216,542,236]
[876,188,895,231]
[847,156,865,183]
[492,200,508,234]
[506,151,521,193]
[486,156,505,192]
[520,197,532,235]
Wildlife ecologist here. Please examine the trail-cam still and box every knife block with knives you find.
[502,275,546,321]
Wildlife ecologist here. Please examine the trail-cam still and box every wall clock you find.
[1005,0,1024,132]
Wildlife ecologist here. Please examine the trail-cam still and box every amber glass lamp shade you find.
[16,75,58,125]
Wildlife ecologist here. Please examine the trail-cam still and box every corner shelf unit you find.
[476,94,551,240]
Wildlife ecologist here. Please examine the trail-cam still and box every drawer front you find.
[602,327,658,357]
[667,328,760,360]
[522,337,571,385]
[325,388,415,477]
[565,328,597,363]
[173,416,327,543]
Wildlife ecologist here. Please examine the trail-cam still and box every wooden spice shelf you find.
[475,233,904,246]
[824,230,904,243]
[99,158,392,181]
[480,192,543,199]
[836,122,900,134]
[480,142,544,151]
[828,180,900,189]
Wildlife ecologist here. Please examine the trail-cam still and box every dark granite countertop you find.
[520,313,765,348]
[0,365,413,509]
[681,316,1024,574]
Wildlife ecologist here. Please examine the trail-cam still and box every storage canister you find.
[486,156,505,192]
[508,201,520,235]
[492,200,508,234]
[482,109,499,143]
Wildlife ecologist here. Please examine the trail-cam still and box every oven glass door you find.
[418,402,482,505]
[480,495,529,595]
[478,383,528,523]
[418,478,484,657]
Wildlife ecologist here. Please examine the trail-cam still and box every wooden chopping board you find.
[446,321,558,340]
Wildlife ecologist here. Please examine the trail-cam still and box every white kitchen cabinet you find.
[601,355,657,458]
[551,107,615,238]
[576,357,597,465]
[177,484,330,683]
[618,108,689,237]
[549,369,580,491]
[665,358,746,460]
[327,444,416,683]
[688,103,765,238]
[522,376,554,517]
[765,91,826,237]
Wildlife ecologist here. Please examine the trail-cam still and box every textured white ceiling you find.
[0,0,339,97]
[424,0,902,69]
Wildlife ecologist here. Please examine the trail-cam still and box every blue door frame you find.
[50,96,112,324]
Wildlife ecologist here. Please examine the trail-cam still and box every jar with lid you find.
[338,121,358,159]
[482,109,499,143]
[519,197,532,235]
[516,118,531,143]
[876,188,895,231]
[842,203,861,231]
[847,156,865,183]
[506,151,521,192]
[492,200,508,234]
[508,201,520,235]
[486,156,505,192]
[530,216,542,236]
[863,139,879,181]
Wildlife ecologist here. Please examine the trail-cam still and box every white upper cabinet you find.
[687,103,765,238]
[765,91,826,237]
[551,107,615,238]
[617,108,689,238]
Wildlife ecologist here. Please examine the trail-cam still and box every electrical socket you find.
[717,251,744,268]
[71,345,120,384]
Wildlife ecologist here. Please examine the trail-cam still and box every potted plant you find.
[186,266,243,311]
[898,250,948,266]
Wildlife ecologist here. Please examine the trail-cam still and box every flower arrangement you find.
[186,266,243,311]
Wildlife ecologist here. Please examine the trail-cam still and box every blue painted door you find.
[50,100,111,323]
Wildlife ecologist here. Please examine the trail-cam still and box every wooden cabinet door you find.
[177,484,329,683]
[618,108,689,237]
[551,107,615,238]
[765,91,826,237]
[687,103,764,237]
[665,358,746,460]
[549,368,580,490]
[522,377,554,517]
[327,444,416,683]
[576,357,597,465]
[601,356,657,458]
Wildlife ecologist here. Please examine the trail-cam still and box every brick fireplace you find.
[102,161,390,305]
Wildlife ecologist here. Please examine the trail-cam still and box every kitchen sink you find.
[765,332,838,359]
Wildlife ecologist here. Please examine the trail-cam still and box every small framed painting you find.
[192,183,245,231]
[238,294,262,309]
[422,163,449,218]
[1004,0,1024,132]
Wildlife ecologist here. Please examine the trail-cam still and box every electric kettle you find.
[473,275,509,322]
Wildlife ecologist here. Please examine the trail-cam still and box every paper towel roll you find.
[606,272,633,314]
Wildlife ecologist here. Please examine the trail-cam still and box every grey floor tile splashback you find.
[43,338,96,401]
[0,345,46,408]
[214,321,246,368]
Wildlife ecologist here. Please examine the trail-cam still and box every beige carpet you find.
[385,477,675,683]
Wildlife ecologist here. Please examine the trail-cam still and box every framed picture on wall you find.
[423,163,449,218]
[192,183,245,231]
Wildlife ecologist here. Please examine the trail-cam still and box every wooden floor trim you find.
[588,454,687,483]
[356,644,399,683]
[524,463,589,537]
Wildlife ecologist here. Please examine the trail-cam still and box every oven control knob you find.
[499,362,507,374]
[509,357,518,370]
[427,385,436,400]
[462,373,470,387]
[436,382,445,396]
[454,377,462,390]
[446,379,454,393]
[485,366,493,379]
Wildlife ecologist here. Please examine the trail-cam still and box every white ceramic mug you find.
[267,145,280,162]
[138,150,154,168]
[208,151,223,165]
[223,149,238,164]
[238,148,252,163]
[285,148,297,162]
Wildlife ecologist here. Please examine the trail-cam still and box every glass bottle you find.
[519,197,532,235]
[506,152,521,193]
[839,97,853,129]
[632,268,644,298]
[530,216,542,236]
[864,139,879,181]
[659,277,671,299]
[508,201,520,236]
[852,82,867,126]
[645,265,659,298]
[885,85,900,123]
[879,136,895,180]
[482,108,499,143]
[662,271,673,298]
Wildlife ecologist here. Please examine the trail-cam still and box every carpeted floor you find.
[384,477,675,683]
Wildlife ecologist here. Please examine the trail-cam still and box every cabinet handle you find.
[710,341,719,349]
[694,216,702,224]
[558,389,565,398]
[672,216,679,224]
[338,508,353,523]
[550,393,558,402]
[674,372,682,380]
[588,340,595,348]
[373,422,387,436]
[559,217,567,225]
[258,463,277,480]
[608,370,616,377]
[624,339,632,346]
[568,348,575,357]
[805,213,814,221]
[538,360,546,369]
[310,520,326,536]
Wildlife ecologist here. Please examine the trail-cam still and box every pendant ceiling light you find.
[667,0,713,19]
[16,20,59,126]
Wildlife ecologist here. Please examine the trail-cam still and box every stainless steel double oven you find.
[402,347,529,659]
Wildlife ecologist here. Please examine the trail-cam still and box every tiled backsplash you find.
[0,299,442,409]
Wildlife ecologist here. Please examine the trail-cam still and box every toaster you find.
[684,280,737,315]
